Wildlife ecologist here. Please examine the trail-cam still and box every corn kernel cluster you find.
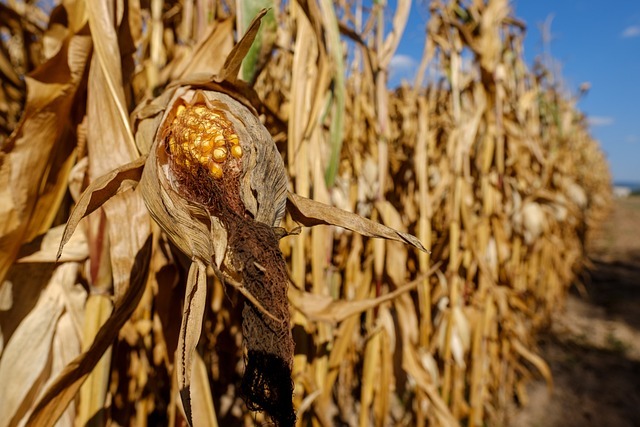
[168,103,243,179]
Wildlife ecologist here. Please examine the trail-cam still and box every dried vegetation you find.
[0,0,611,426]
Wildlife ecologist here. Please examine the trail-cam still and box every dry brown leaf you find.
[26,236,151,427]
[172,18,235,80]
[23,138,77,242]
[76,294,113,426]
[47,312,82,427]
[0,34,92,284]
[287,192,427,252]
[0,263,78,427]
[191,352,219,427]
[512,339,553,392]
[177,259,208,426]
[218,9,268,83]
[291,265,440,324]
[86,0,137,160]
[57,155,147,259]
[18,224,88,263]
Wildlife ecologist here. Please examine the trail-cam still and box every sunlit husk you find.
[139,85,288,268]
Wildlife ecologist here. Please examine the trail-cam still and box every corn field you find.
[0,0,611,426]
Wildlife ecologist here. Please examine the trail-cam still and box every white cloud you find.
[588,116,614,127]
[389,54,418,84]
[621,26,640,38]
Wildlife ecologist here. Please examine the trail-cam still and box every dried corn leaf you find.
[177,259,207,426]
[190,352,219,427]
[171,18,234,81]
[218,8,268,83]
[0,34,92,283]
[86,0,137,159]
[57,155,147,259]
[291,266,439,323]
[0,263,80,427]
[26,236,151,427]
[287,192,426,252]
[18,224,88,263]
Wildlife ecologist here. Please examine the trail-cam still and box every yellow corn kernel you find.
[228,133,239,145]
[176,105,186,116]
[209,161,223,179]
[231,144,243,158]
[213,134,225,147]
[188,146,200,160]
[213,147,227,162]
[169,137,177,151]
[193,135,202,146]
[201,138,213,153]
[185,115,198,126]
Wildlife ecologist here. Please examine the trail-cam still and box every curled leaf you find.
[291,263,441,323]
[286,192,427,252]
[57,155,147,260]
[177,259,207,425]
[26,236,151,427]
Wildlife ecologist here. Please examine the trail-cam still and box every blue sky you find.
[390,1,640,183]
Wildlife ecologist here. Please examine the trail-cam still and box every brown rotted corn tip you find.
[166,103,243,179]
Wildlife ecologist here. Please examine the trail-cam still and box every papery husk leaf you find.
[138,114,217,263]
[287,192,427,252]
[86,0,151,314]
[57,155,147,260]
[26,236,152,427]
[86,0,137,159]
[102,189,152,302]
[177,259,208,427]
[46,311,82,427]
[139,87,288,265]
[0,264,75,426]
[76,294,113,426]
[131,90,177,155]
[0,34,92,284]
[172,18,235,81]
[18,224,88,263]
[191,352,219,427]
[290,266,439,323]
[218,8,268,83]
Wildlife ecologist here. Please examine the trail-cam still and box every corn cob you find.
[166,103,243,179]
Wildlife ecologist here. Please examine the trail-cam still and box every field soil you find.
[508,196,640,426]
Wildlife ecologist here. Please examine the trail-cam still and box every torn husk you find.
[138,83,294,425]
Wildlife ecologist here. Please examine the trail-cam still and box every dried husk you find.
[137,81,294,425]
[139,86,288,267]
